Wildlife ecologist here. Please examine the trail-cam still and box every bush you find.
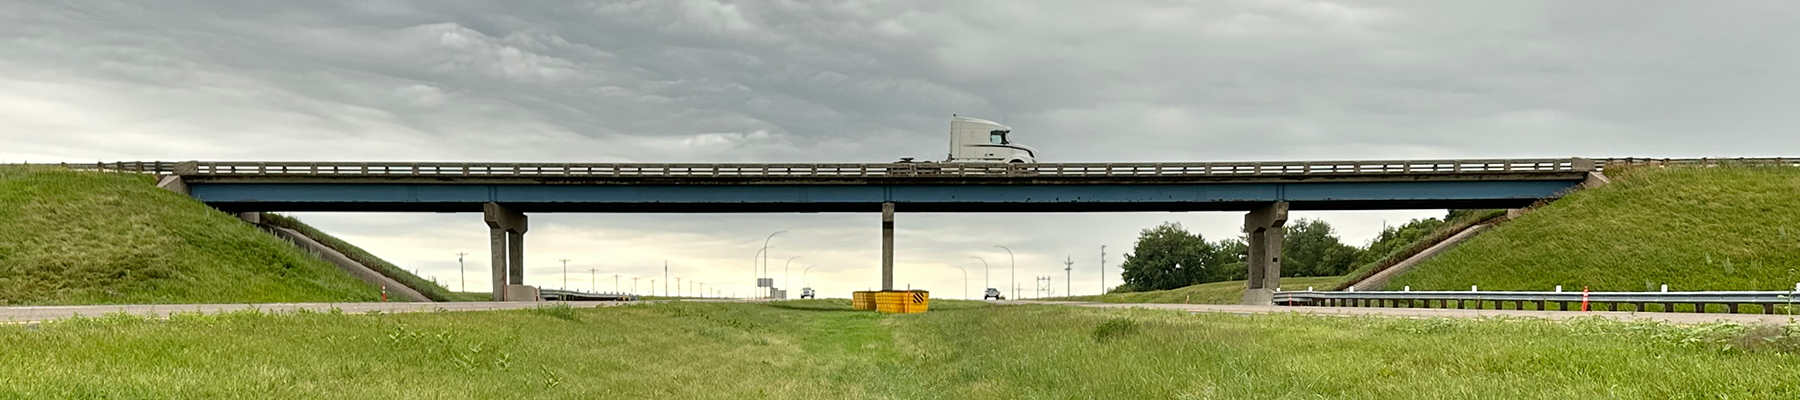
[1091,318,1140,343]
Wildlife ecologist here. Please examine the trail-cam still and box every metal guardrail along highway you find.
[1275,289,1799,314]
[46,157,1800,179]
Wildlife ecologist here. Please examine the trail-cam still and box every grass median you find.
[2,300,1796,398]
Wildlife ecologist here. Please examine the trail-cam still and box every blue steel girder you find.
[190,179,1582,213]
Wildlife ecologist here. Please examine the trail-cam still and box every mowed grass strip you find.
[0,167,382,304]
[3,300,1793,399]
[1391,165,1800,292]
[1052,275,1342,304]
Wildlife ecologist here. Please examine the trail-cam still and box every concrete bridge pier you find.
[1242,202,1289,305]
[484,203,530,301]
[881,202,895,291]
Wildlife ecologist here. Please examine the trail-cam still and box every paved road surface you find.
[1009,300,1800,325]
[0,301,631,324]
[2,299,1793,325]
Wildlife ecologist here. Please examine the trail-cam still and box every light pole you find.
[1100,245,1107,295]
[972,256,989,291]
[1063,256,1072,298]
[614,274,621,293]
[995,245,1015,300]
[783,256,802,295]
[802,265,818,288]
[760,230,787,298]
[949,265,968,299]
[676,277,683,297]
[590,268,597,293]
[632,277,640,295]
[560,258,571,290]
[455,252,468,292]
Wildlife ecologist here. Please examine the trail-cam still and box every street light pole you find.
[590,268,597,293]
[995,245,1015,300]
[972,256,989,291]
[949,265,968,300]
[1100,245,1107,295]
[760,230,787,298]
[614,274,621,293]
[783,256,801,296]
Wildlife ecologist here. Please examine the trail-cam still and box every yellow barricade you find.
[874,290,929,314]
[852,291,876,311]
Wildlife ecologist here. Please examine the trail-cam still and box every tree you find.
[1280,219,1361,277]
[1358,217,1446,264]
[1119,223,1223,291]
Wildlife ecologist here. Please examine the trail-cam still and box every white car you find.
[800,287,815,299]
[983,288,1005,300]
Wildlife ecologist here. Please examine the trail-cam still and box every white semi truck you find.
[912,116,1038,164]
[947,115,1037,163]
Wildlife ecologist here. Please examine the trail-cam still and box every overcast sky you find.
[6,1,1797,298]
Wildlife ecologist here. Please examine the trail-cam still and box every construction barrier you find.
[873,290,929,314]
[851,291,876,311]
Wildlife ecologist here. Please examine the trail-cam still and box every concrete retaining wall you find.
[264,226,431,302]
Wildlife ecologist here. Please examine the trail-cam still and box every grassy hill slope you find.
[0,167,383,304]
[1389,165,1800,291]
[1053,275,1342,304]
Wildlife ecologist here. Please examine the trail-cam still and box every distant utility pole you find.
[1099,246,1106,295]
[614,274,621,293]
[560,258,571,290]
[632,277,640,295]
[663,261,670,297]
[455,252,468,292]
[589,268,597,292]
[651,279,656,296]
[676,277,684,297]
[1051,255,1065,297]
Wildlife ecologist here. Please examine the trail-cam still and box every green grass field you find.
[262,213,460,302]
[1,301,1795,398]
[0,167,383,305]
[1050,275,1342,304]
[1391,165,1800,292]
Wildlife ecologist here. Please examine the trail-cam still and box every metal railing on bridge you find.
[56,158,1588,178]
[45,157,1800,179]
[1273,287,1798,315]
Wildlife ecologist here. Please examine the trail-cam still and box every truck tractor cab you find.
[983,288,1005,300]
[947,116,1037,164]
[800,287,815,299]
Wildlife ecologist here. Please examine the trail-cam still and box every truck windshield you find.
[989,130,1010,144]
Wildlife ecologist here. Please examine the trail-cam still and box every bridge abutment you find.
[1242,202,1288,305]
[484,203,530,301]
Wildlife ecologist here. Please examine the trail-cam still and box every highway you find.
[3,299,1792,325]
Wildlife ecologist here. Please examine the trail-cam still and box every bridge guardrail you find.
[56,158,1586,178]
[1274,288,1798,314]
[44,157,1800,179]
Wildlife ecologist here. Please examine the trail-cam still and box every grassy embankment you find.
[0,167,382,305]
[1051,275,1342,304]
[1391,165,1800,296]
[1,300,1795,398]
[262,213,460,302]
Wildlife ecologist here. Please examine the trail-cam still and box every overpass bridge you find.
[84,158,1612,304]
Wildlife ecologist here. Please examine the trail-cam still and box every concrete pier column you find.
[489,228,506,300]
[483,203,529,301]
[507,232,524,288]
[881,202,895,291]
[1242,202,1289,305]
